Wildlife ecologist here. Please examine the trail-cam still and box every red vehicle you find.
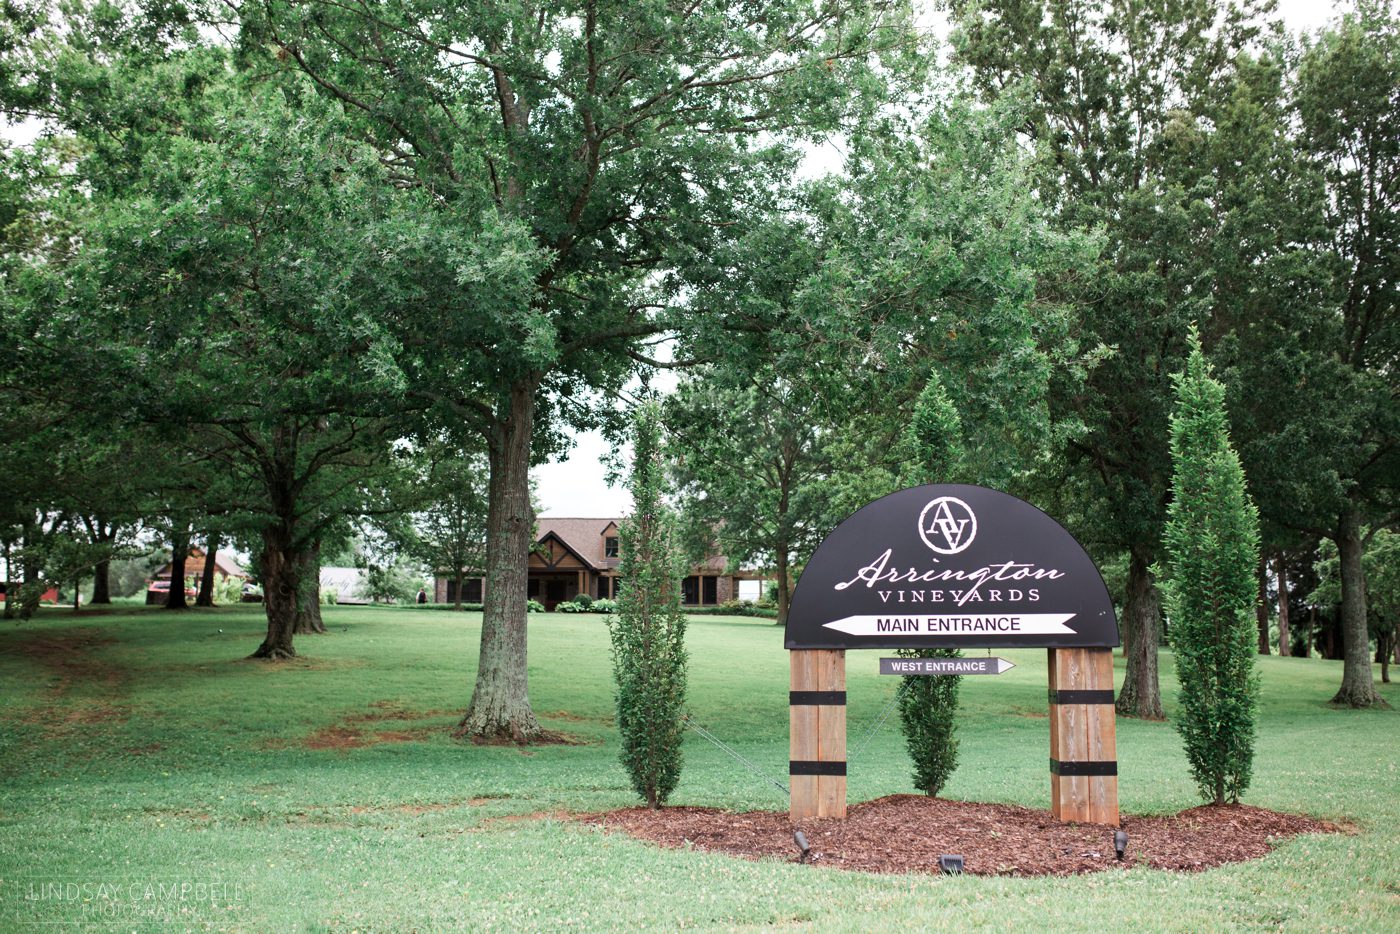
[145,579,199,605]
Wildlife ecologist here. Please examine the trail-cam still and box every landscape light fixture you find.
[1114,830,1128,861]
[793,830,811,863]
[938,855,964,875]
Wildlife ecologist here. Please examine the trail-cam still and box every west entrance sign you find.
[784,484,1121,828]
[785,484,1119,651]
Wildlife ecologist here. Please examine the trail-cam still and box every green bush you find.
[527,599,545,613]
[212,574,244,606]
[682,604,778,618]
[591,598,617,614]
[895,372,965,796]
[574,593,594,608]
[557,601,582,613]
[1160,334,1261,804]
[896,648,961,795]
[609,403,688,808]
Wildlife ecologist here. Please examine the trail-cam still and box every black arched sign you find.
[785,484,1119,650]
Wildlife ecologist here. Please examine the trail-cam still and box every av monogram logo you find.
[918,496,977,555]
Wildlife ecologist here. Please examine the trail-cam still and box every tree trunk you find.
[73,576,81,612]
[1275,553,1290,657]
[2,539,12,620]
[164,531,190,610]
[454,567,464,611]
[293,541,325,633]
[252,528,300,659]
[1115,549,1164,719]
[1255,558,1271,654]
[195,532,221,607]
[19,546,39,620]
[456,381,542,741]
[1331,505,1385,707]
[91,557,112,605]
[1380,630,1391,684]
[86,519,115,605]
[1304,605,1315,659]
[774,548,791,628]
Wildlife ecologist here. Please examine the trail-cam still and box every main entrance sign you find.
[786,484,1121,828]
[785,484,1120,650]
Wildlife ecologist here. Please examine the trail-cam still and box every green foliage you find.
[211,574,244,607]
[573,593,594,609]
[943,0,1301,717]
[609,404,688,808]
[357,561,423,606]
[397,440,490,598]
[590,598,617,615]
[556,602,582,614]
[667,368,839,625]
[1160,334,1261,805]
[527,599,545,614]
[683,604,780,619]
[1311,530,1400,650]
[895,373,964,796]
[895,648,961,797]
[899,372,965,487]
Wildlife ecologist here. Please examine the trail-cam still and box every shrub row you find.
[416,600,544,613]
[682,603,778,618]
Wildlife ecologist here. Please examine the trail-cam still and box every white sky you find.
[0,1,1351,517]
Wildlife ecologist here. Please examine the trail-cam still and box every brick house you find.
[433,516,763,611]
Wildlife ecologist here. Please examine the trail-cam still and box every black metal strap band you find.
[1048,689,1116,705]
[790,760,847,776]
[789,691,846,706]
[1050,758,1118,777]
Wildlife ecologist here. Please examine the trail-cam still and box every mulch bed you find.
[590,794,1341,876]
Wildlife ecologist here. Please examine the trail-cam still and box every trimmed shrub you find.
[1160,334,1261,804]
[609,403,688,808]
[683,604,778,619]
[574,593,594,609]
[896,372,965,796]
[896,647,961,795]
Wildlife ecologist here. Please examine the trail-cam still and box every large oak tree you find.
[230,0,924,738]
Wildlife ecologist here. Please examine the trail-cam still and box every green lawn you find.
[1,605,1396,932]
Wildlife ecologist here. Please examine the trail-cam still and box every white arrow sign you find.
[880,656,1017,676]
[822,613,1076,637]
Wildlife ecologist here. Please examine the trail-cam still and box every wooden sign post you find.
[1047,647,1118,825]
[789,649,846,819]
[783,484,1124,827]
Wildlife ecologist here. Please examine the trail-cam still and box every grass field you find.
[1,604,1397,932]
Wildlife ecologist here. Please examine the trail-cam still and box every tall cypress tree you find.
[610,404,688,808]
[1160,333,1261,805]
[895,374,964,796]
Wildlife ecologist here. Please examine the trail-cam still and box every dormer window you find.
[604,536,619,558]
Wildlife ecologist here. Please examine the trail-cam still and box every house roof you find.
[434,517,753,576]
[536,517,618,571]
[536,516,735,574]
